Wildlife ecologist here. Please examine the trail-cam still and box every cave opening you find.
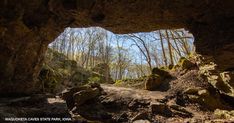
[1,1,234,122]
[41,27,194,93]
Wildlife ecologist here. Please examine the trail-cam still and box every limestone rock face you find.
[1,0,234,94]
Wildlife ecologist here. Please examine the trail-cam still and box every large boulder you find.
[144,74,161,91]
[61,86,90,109]
[152,67,172,79]
[73,87,100,106]
[61,83,103,109]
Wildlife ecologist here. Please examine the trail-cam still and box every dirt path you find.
[101,84,167,102]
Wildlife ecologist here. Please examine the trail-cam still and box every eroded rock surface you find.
[0,0,234,95]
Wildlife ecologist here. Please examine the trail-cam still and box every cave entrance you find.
[41,27,194,93]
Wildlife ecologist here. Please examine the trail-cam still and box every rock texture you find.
[0,0,234,94]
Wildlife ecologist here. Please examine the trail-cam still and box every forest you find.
[49,27,194,80]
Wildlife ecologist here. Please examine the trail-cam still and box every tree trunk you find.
[159,30,167,66]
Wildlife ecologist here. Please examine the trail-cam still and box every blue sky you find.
[51,27,194,65]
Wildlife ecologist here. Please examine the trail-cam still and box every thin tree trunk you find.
[159,30,167,66]
[170,31,182,57]
[174,31,190,55]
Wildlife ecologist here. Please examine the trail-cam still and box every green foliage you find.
[115,80,123,85]
[177,57,195,70]
[168,64,174,70]
[148,74,160,79]
[88,76,101,83]
[39,64,64,93]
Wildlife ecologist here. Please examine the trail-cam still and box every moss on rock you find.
[152,67,171,80]
[177,57,195,70]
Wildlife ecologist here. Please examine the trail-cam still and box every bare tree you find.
[128,34,152,71]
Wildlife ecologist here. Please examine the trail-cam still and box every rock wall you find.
[0,0,234,94]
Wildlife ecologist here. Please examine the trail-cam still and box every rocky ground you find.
[61,70,233,123]
[0,82,233,123]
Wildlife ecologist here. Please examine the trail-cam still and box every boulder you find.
[145,74,162,91]
[61,86,91,100]
[177,57,196,70]
[183,87,201,95]
[61,84,102,109]
[61,86,91,109]
[152,67,171,79]
[73,88,100,106]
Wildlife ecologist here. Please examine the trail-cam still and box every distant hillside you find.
[38,48,113,93]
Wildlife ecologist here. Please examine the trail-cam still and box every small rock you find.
[187,95,199,102]
[133,120,151,123]
[198,89,210,97]
[116,112,128,122]
[131,111,148,121]
[150,102,172,116]
[183,88,201,95]
[214,109,234,119]
[170,104,193,117]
